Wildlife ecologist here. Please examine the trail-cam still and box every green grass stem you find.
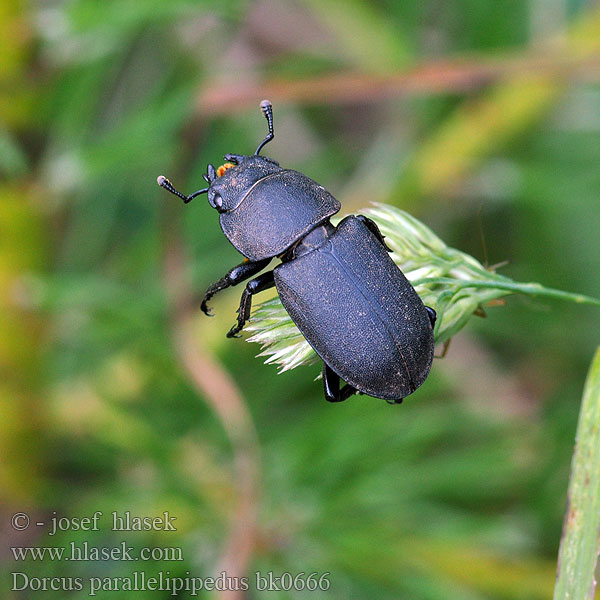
[553,347,600,600]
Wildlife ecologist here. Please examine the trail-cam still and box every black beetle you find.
[158,100,436,403]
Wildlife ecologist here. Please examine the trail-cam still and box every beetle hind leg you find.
[323,364,357,403]
[385,397,404,405]
[425,306,437,328]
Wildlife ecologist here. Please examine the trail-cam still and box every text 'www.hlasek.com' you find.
[9,510,332,594]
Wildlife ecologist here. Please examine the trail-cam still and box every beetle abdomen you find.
[274,216,434,400]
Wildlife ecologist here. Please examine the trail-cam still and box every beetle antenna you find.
[255,99,274,155]
[157,175,208,204]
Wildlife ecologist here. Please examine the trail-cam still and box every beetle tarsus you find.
[200,298,214,316]
[385,397,404,405]
[227,307,245,338]
[425,306,437,328]
[226,327,242,339]
[434,338,451,359]
[227,307,246,338]
[323,364,357,402]
[228,270,275,337]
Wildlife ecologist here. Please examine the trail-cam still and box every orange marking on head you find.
[217,163,235,177]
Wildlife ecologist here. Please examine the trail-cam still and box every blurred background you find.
[2,0,600,598]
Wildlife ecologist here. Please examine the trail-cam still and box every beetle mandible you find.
[158,100,436,404]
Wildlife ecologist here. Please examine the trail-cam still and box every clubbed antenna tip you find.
[260,99,272,115]
[156,174,208,203]
[157,174,187,201]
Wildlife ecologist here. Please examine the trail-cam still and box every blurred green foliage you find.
[2,0,600,598]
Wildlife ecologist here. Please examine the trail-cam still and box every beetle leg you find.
[227,271,276,338]
[385,397,404,405]
[434,338,451,359]
[356,215,393,252]
[201,258,271,316]
[425,306,437,328]
[322,364,357,403]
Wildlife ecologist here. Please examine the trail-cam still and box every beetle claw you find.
[226,318,245,337]
[200,300,214,316]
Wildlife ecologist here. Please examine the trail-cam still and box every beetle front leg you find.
[201,258,271,316]
[322,364,357,403]
[227,271,276,338]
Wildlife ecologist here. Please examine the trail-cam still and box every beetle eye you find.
[209,193,224,212]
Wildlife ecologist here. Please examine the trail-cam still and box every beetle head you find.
[207,154,281,214]
[158,100,278,212]
[157,100,339,261]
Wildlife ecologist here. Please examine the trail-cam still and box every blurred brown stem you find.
[199,51,600,114]
[163,225,260,600]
